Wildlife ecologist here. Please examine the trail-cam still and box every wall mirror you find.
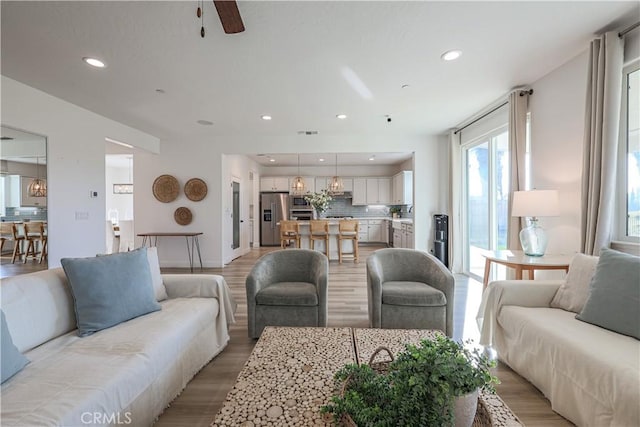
[0,125,48,276]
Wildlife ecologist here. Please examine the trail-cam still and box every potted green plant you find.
[304,189,333,217]
[389,206,401,218]
[322,335,498,427]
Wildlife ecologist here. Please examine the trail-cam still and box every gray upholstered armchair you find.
[367,248,455,337]
[246,249,329,338]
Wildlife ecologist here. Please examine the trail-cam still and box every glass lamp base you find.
[519,219,548,257]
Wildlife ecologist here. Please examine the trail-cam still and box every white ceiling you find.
[1,1,637,147]
[0,126,47,164]
[249,152,413,167]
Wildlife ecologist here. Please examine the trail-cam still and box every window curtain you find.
[581,31,624,255]
[448,129,463,273]
[507,91,529,250]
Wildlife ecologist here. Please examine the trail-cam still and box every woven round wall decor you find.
[184,178,208,201]
[174,207,193,225]
[152,174,180,203]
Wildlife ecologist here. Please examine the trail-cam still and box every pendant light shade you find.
[328,153,344,195]
[113,156,134,194]
[291,155,306,195]
[28,157,47,197]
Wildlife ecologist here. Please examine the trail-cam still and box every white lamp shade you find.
[511,190,560,218]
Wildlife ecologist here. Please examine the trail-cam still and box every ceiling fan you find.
[197,0,245,37]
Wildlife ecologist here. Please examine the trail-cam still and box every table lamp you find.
[511,190,560,256]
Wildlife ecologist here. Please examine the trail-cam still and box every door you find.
[231,178,243,260]
[463,127,509,279]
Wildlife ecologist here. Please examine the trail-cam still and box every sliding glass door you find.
[464,126,509,279]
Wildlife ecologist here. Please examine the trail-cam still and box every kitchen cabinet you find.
[404,223,414,248]
[358,220,369,242]
[260,177,290,192]
[365,178,392,204]
[392,219,414,248]
[289,176,315,194]
[20,176,47,207]
[352,178,367,205]
[392,171,413,205]
[367,219,384,242]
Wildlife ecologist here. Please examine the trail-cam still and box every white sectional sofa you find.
[1,267,236,426]
[479,271,640,426]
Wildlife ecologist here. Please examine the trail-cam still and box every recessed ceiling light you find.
[401,84,410,89]
[336,114,347,120]
[441,50,462,61]
[82,57,106,68]
[155,89,166,94]
[197,119,213,126]
[369,155,376,161]
[261,115,272,121]
[318,158,325,162]
[269,158,276,162]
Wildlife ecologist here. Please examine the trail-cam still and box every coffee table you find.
[211,327,523,426]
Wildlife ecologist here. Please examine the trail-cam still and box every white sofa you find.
[1,268,236,427]
[478,279,640,426]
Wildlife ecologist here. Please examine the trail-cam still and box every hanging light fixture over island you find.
[27,156,47,197]
[328,153,344,195]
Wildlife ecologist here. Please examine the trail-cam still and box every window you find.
[618,61,640,242]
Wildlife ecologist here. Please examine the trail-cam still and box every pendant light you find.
[328,153,344,195]
[28,157,47,197]
[113,156,134,194]
[291,154,305,195]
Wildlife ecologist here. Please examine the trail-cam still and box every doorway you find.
[230,177,244,261]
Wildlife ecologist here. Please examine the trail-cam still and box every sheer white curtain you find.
[581,31,624,255]
[448,129,463,273]
[507,91,530,250]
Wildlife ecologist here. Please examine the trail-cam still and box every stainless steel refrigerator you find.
[260,192,290,246]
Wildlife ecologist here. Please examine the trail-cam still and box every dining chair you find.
[279,220,300,249]
[338,219,359,263]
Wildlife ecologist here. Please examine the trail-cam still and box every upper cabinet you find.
[260,177,290,192]
[352,178,367,205]
[366,178,392,204]
[392,171,413,205]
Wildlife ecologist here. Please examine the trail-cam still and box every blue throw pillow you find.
[576,248,640,340]
[61,247,161,337]
[1,310,29,383]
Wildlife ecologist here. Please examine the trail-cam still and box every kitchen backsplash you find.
[320,198,412,219]
[1,207,47,222]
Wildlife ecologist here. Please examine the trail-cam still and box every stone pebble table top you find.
[211,327,523,427]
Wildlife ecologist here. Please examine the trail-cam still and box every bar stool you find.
[338,219,359,263]
[10,223,26,263]
[24,222,46,263]
[0,222,13,257]
[280,220,301,249]
[309,220,330,255]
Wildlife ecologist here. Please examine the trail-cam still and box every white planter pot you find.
[454,389,479,427]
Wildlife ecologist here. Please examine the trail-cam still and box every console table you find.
[482,250,572,289]
[137,232,203,272]
[212,327,523,426]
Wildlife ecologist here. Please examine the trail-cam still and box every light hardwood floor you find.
[156,245,572,427]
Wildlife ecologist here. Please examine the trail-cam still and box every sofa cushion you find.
[382,281,446,306]
[256,282,318,306]
[146,247,168,301]
[576,248,640,340]
[1,310,29,384]
[61,248,161,337]
[550,253,599,313]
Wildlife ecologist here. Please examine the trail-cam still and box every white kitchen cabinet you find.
[392,171,413,205]
[4,175,21,208]
[357,220,369,242]
[352,178,367,205]
[393,229,402,248]
[367,219,383,242]
[405,223,414,248]
[365,178,392,204]
[289,176,315,194]
[20,176,47,207]
[260,177,290,192]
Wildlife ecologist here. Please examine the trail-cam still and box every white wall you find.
[1,76,159,267]
[529,50,589,255]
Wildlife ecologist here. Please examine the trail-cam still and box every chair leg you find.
[354,238,359,262]
[338,237,342,263]
[39,239,48,263]
[324,236,329,256]
[23,240,35,264]
[11,240,22,263]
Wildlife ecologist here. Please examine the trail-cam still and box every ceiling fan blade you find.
[213,0,245,34]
